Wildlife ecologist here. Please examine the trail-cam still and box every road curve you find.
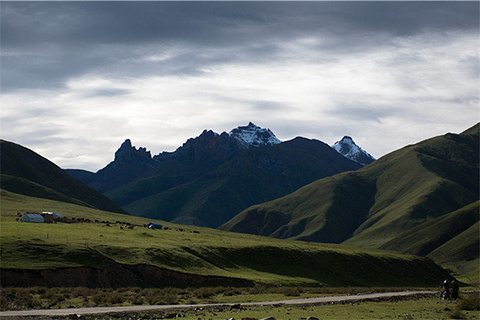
[0,290,435,318]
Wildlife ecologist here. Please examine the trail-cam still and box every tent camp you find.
[21,214,45,223]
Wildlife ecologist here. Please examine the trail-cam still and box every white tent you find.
[21,214,45,223]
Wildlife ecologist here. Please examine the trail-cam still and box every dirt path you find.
[0,290,435,318]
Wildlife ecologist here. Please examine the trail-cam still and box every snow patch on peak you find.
[333,136,375,166]
[229,122,281,148]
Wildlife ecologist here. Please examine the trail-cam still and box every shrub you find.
[280,287,302,296]
[194,287,216,299]
[129,295,145,305]
[249,285,268,294]
[163,293,178,305]
[0,296,11,311]
[50,294,66,305]
[145,291,166,305]
[26,295,42,309]
[105,292,124,305]
[223,287,242,296]
[92,292,108,305]
[449,310,467,319]
[457,292,480,311]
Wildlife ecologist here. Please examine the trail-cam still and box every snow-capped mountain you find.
[229,122,282,148]
[332,136,375,166]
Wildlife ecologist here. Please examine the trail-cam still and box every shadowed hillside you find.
[123,137,362,227]
[221,124,479,268]
[0,140,127,214]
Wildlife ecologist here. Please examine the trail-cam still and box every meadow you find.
[1,190,449,288]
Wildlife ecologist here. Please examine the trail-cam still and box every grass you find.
[381,201,479,256]
[3,291,479,319]
[0,286,430,311]
[1,190,449,287]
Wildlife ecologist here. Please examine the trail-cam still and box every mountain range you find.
[1,122,478,284]
[67,123,365,227]
[220,123,479,274]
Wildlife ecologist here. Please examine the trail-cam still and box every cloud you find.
[2,2,478,92]
[1,1,478,171]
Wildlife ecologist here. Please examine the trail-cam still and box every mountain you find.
[229,121,281,147]
[0,140,127,214]
[220,123,479,267]
[66,122,280,194]
[123,137,362,227]
[67,139,157,193]
[68,123,362,227]
[333,136,375,166]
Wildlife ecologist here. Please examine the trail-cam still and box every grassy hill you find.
[121,137,361,227]
[0,140,126,214]
[380,201,479,256]
[220,124,479,272]
[0,190,450,287]
[381,201,480,282]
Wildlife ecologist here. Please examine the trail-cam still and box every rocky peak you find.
[229,122,282,148]
[114,139,152,163]
[332,136,375,166]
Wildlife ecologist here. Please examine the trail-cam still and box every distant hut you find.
[41,212,64,220]
[40,212,64,222]
[147,222,163,230]
[21,214,45,223]
[41,213,54,223]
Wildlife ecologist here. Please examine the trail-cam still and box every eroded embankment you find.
[1,257,253,288]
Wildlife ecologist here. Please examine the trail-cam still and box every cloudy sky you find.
[1,1,478,171]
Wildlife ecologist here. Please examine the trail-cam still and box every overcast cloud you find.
[1,1,478,171]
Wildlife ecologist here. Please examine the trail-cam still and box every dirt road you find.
[0,290,435,318]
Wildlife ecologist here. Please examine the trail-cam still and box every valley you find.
[0,122,478,318]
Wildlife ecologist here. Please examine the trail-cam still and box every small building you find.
[147,222,162,230]
[41,212,64,220]
[21,214,45,223]
[40,212,64,223]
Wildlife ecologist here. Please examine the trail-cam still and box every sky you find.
[1,1,479,172]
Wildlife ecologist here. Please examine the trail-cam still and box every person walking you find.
[440,279,450,300]
[451,280,459,299]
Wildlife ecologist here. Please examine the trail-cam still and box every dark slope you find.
[221,124,479,254]
[104,130,243,207]
[0,174,92,208]
[0,140,127,214]
[125,137,362,227]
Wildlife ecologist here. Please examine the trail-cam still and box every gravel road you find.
[0,290,435,318]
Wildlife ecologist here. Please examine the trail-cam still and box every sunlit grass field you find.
[1,190,448,287]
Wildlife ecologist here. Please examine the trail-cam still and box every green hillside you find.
[0,140,126,214]
[380,201,479,256]
[0,190,450,287]
[221,124,479,270]
[427,221,480,283]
